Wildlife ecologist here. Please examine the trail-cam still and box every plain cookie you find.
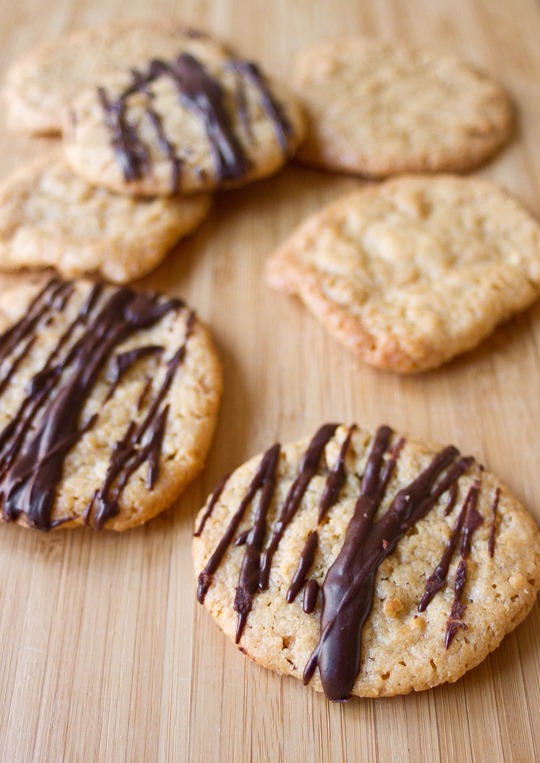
[266,175,540,373]
[193,423,540,700]
[293,38,513,176]
[0,277,222,531]
[3,21,229,135]
[0,155,211,283]
[63,40,305,196]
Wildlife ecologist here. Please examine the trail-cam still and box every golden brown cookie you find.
[63,40,305,196]
[0,277,222,531]
[293,38,513,176]
[3,21,229,135]
[266,175,540,373]
[0,155,211,283]
[193,423,540,700]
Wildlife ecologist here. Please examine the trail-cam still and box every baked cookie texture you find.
[0,278,222,532]
[0,155,211,283]
[3,21,229,135]
[293,38,513,176]
[193,423,540,700]
[63,39,305,196]
[266,175,540,373]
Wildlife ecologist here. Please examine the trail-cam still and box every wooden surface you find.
[0,1,540,761]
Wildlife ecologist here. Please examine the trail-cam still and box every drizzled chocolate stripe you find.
[445,479,483,647]
[0,280,188,531]
[194,473,230,538]
[419,481,476,612]
[99,52,293,190]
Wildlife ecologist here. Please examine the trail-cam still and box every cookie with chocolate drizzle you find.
[63,38,305,196]
[0,277,222,531]
[193,423,540,700]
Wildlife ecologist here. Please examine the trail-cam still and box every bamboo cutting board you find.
[0,1,539,761]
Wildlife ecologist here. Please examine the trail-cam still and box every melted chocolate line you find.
[318,425,356,524]
[234,455,279,642]
[304,441,472,701]
[418,484,475,612]
[259,424,339,591]
[197,444,281,604]
[98,87,149,182]
[227,60,293,153]
[375,436,405,507]
[130,68,183,192]
[303,579,319,614]
[445,561,468,648]
[0,281,185,530]
[444,482,458,516]
[193,473,230,537]
[444,479,483,648]
[287,530,318,604]
[488,487,500,558]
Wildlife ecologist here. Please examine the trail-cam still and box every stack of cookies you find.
[2,21,540,704]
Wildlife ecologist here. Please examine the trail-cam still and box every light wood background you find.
[0,1,539,761]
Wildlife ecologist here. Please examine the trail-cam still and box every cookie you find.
[193,423,540,700]
[63,43,305,196]
[0,277,222,531]
[0,155,211,283]
[266,175,540,373]
[3,21,229,135]
[293,38,513,176]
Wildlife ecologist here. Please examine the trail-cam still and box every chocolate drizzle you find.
[0,279,189,531]
[99,51,293,190]
[195,424,482,701]
[444,480,483,647]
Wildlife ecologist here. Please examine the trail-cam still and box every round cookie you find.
[3,21,229,135]
[293,38,513,176]
[193,423,540,700]
[63,43,305,196]
[0,277,222,531]
[0,155,211,284]
[266,175,540,373]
